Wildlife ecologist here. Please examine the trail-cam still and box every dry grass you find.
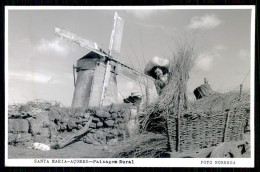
[111,132,168,158]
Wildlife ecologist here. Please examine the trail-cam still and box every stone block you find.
[89,122,97,129]
[48,109,60,121]
[59,124,67,131]
[33,135,50,144]
[97,122,103,128]
[109,103,122,113]
[39,128,51,138]
[92,117,100,123]
[83,113,91,119]
[16,133,33,142]
[8,133,17,143]
[77,124,83,130]
[104,120,115,127]
[111,113,118,119]
[95,110,111,119]
[68,121,78,130]
[8,119,29,133]
[28,112,49,135]
[8,133,33,143]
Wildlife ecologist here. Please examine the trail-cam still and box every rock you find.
[8,119,29,133]
[83,113,91,119]
[75,119,82,124]
[33,135,50,144]
[8,133,17,143]
[49,129,59,138]
[122,109,131,121]
[55,124,60,131]
[77,124,83,130]
[89,122,97,129]
[59,117,68,123]
[83,133,95,144]
[120,103,131,114]
[8,133,33,143]
[118,123,125,130]
[107,138,118,146]
[95,110,111,119]
[80,112,86,118]
[16,133,33,142]
[95,130,106,141]
[72,129,77,133]
[48,109,60,122]
[81,119,89,122]
[115,118,124,123]
[60,124,67,131]
[28,112,49,135]
[67,121,78,130]
[99,105,112,112]
[109,103,122,113]
[92,117,100,123]
[83,137,93,144]
[104,120,115,127]
[42,121,49,128]
[111,113,118,119]
[39,128,51,138]
[97,122,103,128]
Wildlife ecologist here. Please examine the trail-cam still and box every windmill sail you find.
[55,27,106,57]
[109,12,124,60]
[113,59,155,88]
[55,26,153,88]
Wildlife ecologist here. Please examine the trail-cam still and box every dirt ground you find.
[8,141,114,158]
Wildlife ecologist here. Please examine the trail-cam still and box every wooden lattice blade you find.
[55,27,107,57]
[109,12,124,60]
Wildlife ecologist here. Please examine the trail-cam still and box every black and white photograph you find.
[5,6,255,167]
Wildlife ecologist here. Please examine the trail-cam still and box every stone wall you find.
[8,101,133,147]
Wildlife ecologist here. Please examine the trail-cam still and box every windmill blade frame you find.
[55,27,107,57]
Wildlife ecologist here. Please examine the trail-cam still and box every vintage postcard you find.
[5,6,255,167]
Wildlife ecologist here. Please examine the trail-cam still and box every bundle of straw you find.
[140,37,199,152]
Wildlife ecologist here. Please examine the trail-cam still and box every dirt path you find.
[8,141,113,158]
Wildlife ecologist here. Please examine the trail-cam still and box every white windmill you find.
[55,12,155,108]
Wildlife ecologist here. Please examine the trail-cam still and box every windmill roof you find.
[79,51,104,60]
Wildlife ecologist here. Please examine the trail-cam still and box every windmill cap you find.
[144,56,170,77]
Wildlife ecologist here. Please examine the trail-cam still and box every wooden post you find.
[53,117,93,149]
[223,112,230,142]
[145,85,150,107]
[239,84,243,100]
[204,78,208,84]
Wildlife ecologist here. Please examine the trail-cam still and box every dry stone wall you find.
[8,101,133,147]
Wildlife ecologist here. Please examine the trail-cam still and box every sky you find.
[7,7,253,106]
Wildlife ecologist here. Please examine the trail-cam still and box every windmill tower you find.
[55,12,155,108]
